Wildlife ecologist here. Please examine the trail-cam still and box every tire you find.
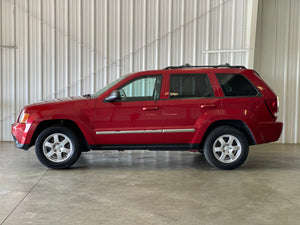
[35,126,81,169]
[203,126,249,170]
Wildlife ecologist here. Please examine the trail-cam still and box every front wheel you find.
[35,126,81,169]
[203,126,249,170]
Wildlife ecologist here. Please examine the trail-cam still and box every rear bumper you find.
[11,123,32,150]
[255,121,283,144]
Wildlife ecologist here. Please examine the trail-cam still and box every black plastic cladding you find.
[163,63,247,70]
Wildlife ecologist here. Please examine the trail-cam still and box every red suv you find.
[11,64,283,170]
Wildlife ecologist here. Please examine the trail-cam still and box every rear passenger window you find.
[216,74,260,97]
[169,74,214,98]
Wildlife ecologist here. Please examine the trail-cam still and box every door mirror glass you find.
[105,90,121,102]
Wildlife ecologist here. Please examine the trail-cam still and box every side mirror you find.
[105,90,121,102]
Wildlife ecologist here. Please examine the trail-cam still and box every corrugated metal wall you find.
[254,0,300,143]
[0,0,255,141]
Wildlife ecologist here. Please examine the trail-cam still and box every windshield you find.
[91,75,130,98]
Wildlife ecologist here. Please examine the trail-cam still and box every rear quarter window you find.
[216,73,261,97]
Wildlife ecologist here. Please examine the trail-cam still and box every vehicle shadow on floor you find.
[72,151,213,171]
[71,148,300,171]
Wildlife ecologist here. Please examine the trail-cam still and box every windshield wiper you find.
[83,94,91,98]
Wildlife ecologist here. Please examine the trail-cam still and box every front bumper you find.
[12,135,30,150]
[11,123,32,150]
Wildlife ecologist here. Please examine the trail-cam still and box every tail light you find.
[265,97,279,119]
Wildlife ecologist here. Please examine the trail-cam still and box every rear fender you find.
[193,119,256,149]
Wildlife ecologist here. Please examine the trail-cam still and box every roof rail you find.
[163,63,247,70]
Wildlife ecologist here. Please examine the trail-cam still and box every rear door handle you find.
[200,104,217,109]
[142,106,159,111]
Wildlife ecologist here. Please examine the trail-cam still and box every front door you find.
[94,74,163,146]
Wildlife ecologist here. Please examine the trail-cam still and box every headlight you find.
[18,110,30,124]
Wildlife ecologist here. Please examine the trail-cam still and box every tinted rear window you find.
[216,73,260,97]
[170,74,214,98]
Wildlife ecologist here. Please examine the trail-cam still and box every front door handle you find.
[200,104,217,109]
[142,106,159,111]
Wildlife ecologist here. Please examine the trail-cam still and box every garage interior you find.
[1,0,300,224]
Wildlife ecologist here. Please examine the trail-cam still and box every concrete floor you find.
[0,143,300,225]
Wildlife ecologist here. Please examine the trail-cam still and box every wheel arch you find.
[30,119,90,152]
[199,120,256,150]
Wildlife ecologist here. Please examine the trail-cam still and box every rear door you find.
[162,71,221,146]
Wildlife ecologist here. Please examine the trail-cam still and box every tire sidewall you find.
[203,126,249,170]
[35,126,81,169]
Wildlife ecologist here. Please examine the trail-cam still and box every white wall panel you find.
[28,0,42,104]
[157,0,171,68]
[15,0,29,112]
[42,0,55,100]
[254,0,300,143]
[145,0,156,69]
[55,0,69,98]
[0,0,1,141]
[1,0,257,141]
[1,0,15,141]
[95,0,108,88]
[68,0,81,97]
[81,0,95,95]
[108,0,121,81]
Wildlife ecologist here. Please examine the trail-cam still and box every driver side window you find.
[118,75,162,102]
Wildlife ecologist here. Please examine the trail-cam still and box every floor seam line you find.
[0,169,49,225]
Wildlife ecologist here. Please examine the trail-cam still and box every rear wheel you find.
[35,126,81,169]
[203,126,249,170]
